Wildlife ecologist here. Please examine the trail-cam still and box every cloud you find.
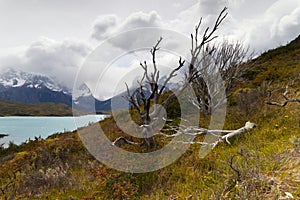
[233,0,300,52]
[25,37,91,88]
[89,1,300,67]
[0,37,91,89]
[119,11,162,30]
[92,11,163,39]
[91,11,164,50]
[179,0,300,53]
[198,0,228,16]
[1,0,300,100]
[91,15,118,40]
[277,7,300,41]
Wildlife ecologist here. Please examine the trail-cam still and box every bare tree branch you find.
[189,40,252,114]
[266,79,300,107]
[189,7,228,81]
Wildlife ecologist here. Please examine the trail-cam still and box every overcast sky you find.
[0,0,299,99]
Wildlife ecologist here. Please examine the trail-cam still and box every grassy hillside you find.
[242,35,300,87]
[0,99,75,116]
[0,36,299,199]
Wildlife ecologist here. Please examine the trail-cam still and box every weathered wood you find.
[221,121,256,144]
[112,122,256,150]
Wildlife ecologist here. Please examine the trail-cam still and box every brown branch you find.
[150,37,163,83]
[229,155,242,182]
[267,83,300,107]
[158,57,185,97]
[266,98,300,107]
[124,83,142,116]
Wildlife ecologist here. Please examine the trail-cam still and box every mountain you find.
[73,83,128,113]
[73,83,101,113]
[0,69,70,93]
[0,69,125,113]
[0,69,72,106]
[0,68,180,114]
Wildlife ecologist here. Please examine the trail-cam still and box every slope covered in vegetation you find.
[0,99,75,116]
[0,36,299,199]
[243,35,300,86]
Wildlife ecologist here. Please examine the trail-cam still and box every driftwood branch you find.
[164,121,256,148]
[220,122,256,144]
[111,122,256,150]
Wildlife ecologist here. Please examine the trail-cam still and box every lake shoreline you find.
[0,115,107,147]
[0,111,109,117]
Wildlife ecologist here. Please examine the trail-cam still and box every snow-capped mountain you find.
[72,82,92,100]
[0,68,72,106]
[72,83,96,112]
[0,68,133,112]
[73,82,118,112]
[0,68,70,94]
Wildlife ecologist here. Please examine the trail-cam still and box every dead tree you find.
[211,41,251,92]
[190,40,252,113]
[119,8,229,151]
[124,37,186,150]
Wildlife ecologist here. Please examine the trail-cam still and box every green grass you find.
[0,98,298,199]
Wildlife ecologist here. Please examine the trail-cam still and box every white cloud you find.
[180,0,300,53]
[91,11,164,50]
[0,37,91,89]
[277,7,300,41]
[198,0,228,16]
[119,11,162,30]
[91,15,118,40]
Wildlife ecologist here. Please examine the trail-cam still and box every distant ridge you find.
[0,98,76,116]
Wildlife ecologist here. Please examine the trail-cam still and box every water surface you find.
[0,115,106,147]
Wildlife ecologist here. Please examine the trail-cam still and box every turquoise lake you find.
[0,115,107,147]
